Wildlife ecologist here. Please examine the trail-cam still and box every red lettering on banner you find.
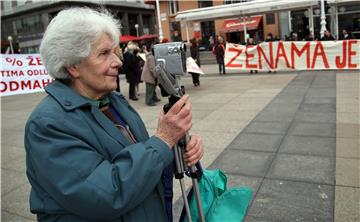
[226,47,243,67]
[1,79,53,93]
[42,79,52,87]
[275,42,290,68]
[348,40,357,68]
[1,70,25,77]
[0,82,7,92]
[27,69,48,76]
[291,42,310,69]
[245,45,257,69]
[26,56,43,66]
[257,42,274,69]
[336,41,347,68]
[311,41,330,69]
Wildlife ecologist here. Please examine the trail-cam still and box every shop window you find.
[224,0,250,4]
[198,1,212,8]
[169,0,179,15]
[266,13,275,25]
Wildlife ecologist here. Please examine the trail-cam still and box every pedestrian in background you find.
[265,33,276,73]
[25,7,203,222]
[123,42,140,100]
[190,38,201,86]
[321,30,335,41]
[141,46,161,106]
[214,36,226,75]
[340,29,354,40]
[247,37,258,74]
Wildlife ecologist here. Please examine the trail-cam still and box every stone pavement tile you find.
[279,135,335,157]
[254,110,295,122]
[306,88,336,98]
[2,184,36,221]
[221,102,268,112]
[336,137,360,158]
[336,101,360,113]
[1,128,25,148]
[303,97,336,105]
[192,119,249,133]
[299,103,336,112]
[312,80,336,88]
[1,110,31,129]
[289,122,336,137]
[246,179,333,222]
[262,103,300,113]
[209,149,274,177]
[2,154,26,173]
[227,133,284,152]
[279,87,309,96]
[267,154,334,185]
[1,169,28,196]
[1,210,35,222]
[244,121,290,135]
[201,109,257,122]
[336,123,360,138]
[191,102,226,111]
[228,133,283,153]
[294,111,336,123]
[334,186,360,222]
[193,131,239,156]
[189,93,238,103]
[336,157,360,187]
[1,145,25,164]
[271,95,304,105]
[337,112,359,124]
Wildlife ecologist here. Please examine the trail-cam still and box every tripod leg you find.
[190,166,205,222]
[174,145,192,222]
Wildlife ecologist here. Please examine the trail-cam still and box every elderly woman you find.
[25,7,203,222]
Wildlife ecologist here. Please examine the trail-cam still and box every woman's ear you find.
[65,65,80,78]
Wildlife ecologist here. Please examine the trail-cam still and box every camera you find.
[153,42,188,76]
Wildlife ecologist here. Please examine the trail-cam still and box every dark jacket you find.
[214,43,225,64]
[321,35,335,41]
[25,80,173,222]
[123,51,141,83]
[190,45,201,67]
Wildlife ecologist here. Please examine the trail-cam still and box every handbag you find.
[180,166,253,222]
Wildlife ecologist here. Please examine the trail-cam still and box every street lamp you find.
[156,0,164,42]
[134,24,139,37]
[8,36,14,54]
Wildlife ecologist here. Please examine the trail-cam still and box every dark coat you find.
[123,51,141,83]
[25,80,173,222]
[190,45,201,67]
[321,35,335,41]
[214,43,225,64]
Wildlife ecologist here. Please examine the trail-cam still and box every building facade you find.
[146,0,280,47]
[1,0,156,54]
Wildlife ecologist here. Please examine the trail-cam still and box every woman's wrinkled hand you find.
[184,134,204,166]
[155,95,192,148]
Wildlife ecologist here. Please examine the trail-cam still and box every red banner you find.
[225,40,360,70]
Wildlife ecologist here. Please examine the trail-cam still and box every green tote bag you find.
[181,169,253,222]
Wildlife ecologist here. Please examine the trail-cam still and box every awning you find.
[175,0,318,22]
[120,35,138,43]
[220,16,262,33]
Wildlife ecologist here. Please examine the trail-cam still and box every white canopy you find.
[327,0,360,3]
[175,0,319,22]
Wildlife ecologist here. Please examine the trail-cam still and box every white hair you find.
[40,7,120,79]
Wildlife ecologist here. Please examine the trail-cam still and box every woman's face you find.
[69,33,122,99]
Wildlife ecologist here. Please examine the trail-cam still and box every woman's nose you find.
[112,53,122,68]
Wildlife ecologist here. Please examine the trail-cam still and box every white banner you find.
[225,40,360,70]
[1,54,53,96]
[187,57,204,74]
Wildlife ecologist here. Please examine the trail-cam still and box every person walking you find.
[214,36,226,75]
[25,7,204,222]
[141,47,160,106]
[190,38,201,86]
[123,42,140,100]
